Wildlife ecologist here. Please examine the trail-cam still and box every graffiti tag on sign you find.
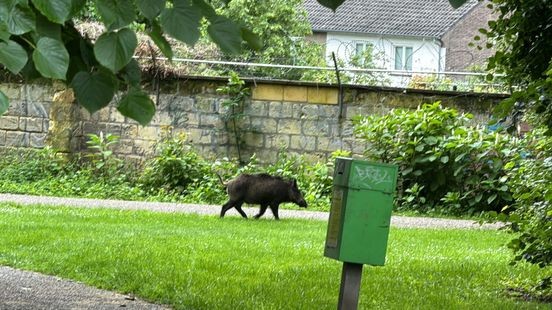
[351,165,393,189]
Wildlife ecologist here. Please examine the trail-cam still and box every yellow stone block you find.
[307,87,338,104]
[283,86,308,102]
[252,84,283,101]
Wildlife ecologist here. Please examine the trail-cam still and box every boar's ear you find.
[292,179,298,188]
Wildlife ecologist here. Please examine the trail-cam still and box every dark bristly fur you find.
[219,173,308,220]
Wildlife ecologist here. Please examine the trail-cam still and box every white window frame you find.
[394,46,413,71]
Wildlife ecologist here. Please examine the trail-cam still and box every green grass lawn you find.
[0,202,549,310]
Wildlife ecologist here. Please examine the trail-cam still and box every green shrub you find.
[501,129,551,294]
[0,147,65,182]
[353,102,521,215]
[139,128,210,195]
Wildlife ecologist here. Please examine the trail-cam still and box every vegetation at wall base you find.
[0,204,550,309]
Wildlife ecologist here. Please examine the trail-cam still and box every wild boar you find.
[218,173,308,220]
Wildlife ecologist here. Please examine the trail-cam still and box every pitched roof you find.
[304,0,479,38]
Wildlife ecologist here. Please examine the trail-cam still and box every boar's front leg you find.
[254,204,269,219]
[269,204,280,220]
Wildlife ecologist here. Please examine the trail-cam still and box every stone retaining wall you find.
[0,77,507,163]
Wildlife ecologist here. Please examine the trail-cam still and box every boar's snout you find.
[298,198,308,208]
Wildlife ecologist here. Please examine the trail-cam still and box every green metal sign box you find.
[324,157,398,266]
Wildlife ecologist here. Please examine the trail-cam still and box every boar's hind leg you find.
[254,204,269,219]
[269,204,280,220]
[220,200,235,217]
[234,202,247,219]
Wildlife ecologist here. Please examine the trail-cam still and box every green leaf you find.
[147,21,173,59]
[136,0,165,20]
[30,0,71,24]
[487,194,497,204]
[117,89,155,126]
[159,1,202,45]
[240,27,262,51]
[35,11,62,40]
[0,22,10,41]
[207,16,242,55]
[32,37,69,79]
[316,0,345,12]
[0,39,28,74]
[94,28,137,72]
[121,59,141,87]
[71,71,116,114]
[448,0,468,9]
[0,90,8,115]
[96,0,136,30]
[7,4,36,35]
[440,156,449,164]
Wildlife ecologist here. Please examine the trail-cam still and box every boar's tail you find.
[215,173,228,188]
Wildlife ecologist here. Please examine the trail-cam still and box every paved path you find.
[0,193,503,309]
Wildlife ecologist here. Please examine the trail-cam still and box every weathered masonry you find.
[0,77,507,163]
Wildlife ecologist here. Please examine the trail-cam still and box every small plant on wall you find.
[217,71,250,163]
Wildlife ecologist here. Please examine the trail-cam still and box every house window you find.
[394,46,413,70]
[354,42,372,66]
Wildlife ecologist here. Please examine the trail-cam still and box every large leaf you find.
[0,22,10,41]
[0,90,9,115]
[147,20,173,59]
[316,0,345,11]
[159,1,202,45]
[136,0,165,20]
[95,0,136,30]
[71,71,116,114]
[31,0,71,24]
[121,59,141,87]
[6,4,35,35]
[449,0,469,9]
[117,89,155,126]
[207,16,242,55]
[0,39,28,74]
[35,11,62,40]
[32,37,69,80]
[94,28,137,72]
[240,27,262,51]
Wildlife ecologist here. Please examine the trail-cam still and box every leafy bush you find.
[0,147,65,182]
[353,102,521,215]
[501,129,552,295]
[139,128,210,195]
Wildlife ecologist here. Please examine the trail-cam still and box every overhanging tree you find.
[0,0,337,125]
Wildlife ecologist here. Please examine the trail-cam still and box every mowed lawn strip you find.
[0,203,547,310]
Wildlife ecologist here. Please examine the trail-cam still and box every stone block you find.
[245,101,269,117]
[283,86,308,102]
[307,87,338,104]
[0,131,6,145]
[151,111,172,126]
[121,124,138,138]
[252,84,283,101]
[243,131,264,148]
[290,135,316,151]
[5,131,29,147]
[0,116,19,130]
[30,133,47,148]
[6,100,25,116]
[169,96,195,112]
[299,104,319,120]
[27,101,49,118]
[318,105,340,119]
[269,101,294,118]
[82,122,107,136]
[266,134,290,149]
[187,128,212,144]
[196,96,219,113]
[317,136,343,152]
[138,126,160,141]
[200,113,222,127]
[278,119,301,135]
[302,119,330,136]
[19,117,43,132]
[250,117,277,133]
